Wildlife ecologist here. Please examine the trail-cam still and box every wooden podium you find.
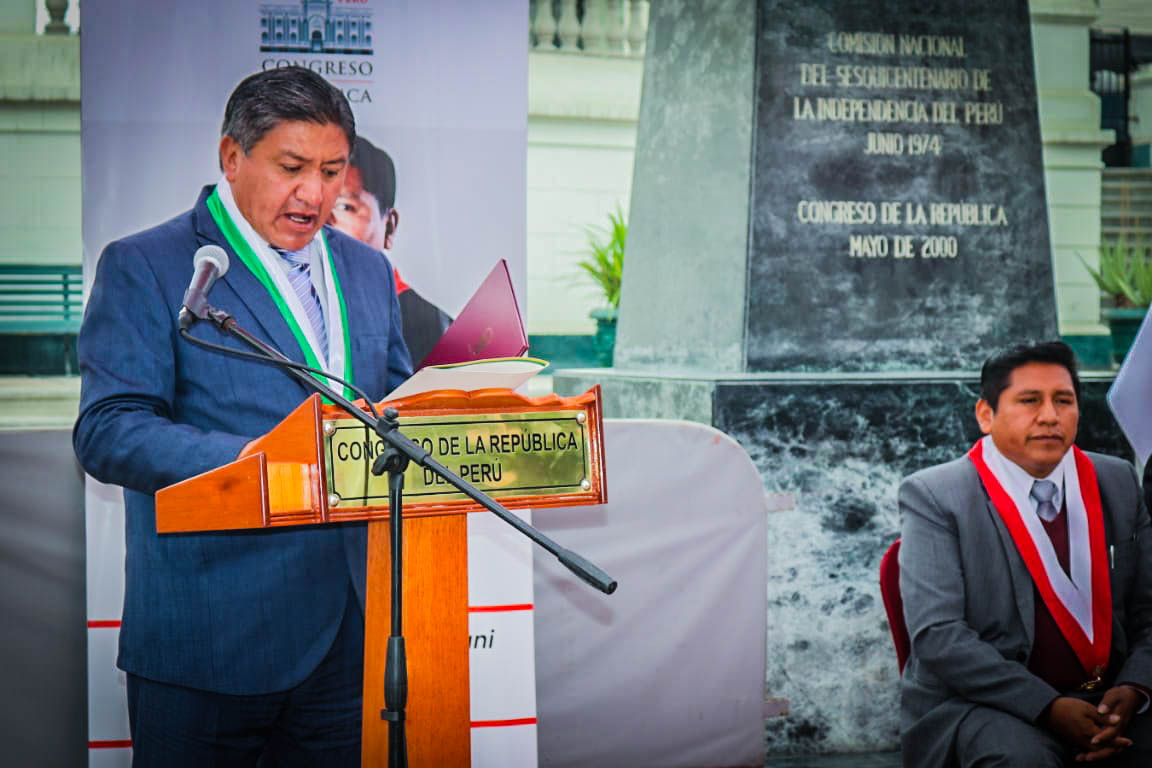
[155,387,607,766]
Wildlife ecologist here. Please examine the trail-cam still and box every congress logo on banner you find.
[260,1,373,54]
[260,0,376,102]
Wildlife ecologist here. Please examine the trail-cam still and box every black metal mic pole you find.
[194,307,417,765]
[372,411,410,768]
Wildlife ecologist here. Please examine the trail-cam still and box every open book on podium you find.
[153,266,605,765]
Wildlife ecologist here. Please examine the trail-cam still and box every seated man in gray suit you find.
[900,341,1152,766]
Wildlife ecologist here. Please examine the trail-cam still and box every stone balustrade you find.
[30,0,652,55]
[43,0,71,34]
[531,0,648,57]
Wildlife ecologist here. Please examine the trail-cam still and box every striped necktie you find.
[274,246,328,360]
[1030,479,1059,523]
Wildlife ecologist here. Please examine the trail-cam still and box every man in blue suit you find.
[73,67,412,766]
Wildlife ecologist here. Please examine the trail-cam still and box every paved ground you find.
[766,752,902,767]
[0,374,558,430]
[0,375,79,429]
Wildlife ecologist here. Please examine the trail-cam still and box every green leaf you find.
[577,204,627,310]
[1079,235,1152,309]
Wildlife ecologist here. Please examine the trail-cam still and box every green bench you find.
[0,265,83,375]
[0,265,83,334]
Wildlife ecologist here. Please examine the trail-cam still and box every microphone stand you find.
[183,305,617,768]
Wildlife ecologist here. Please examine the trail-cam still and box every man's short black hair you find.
[979,340,1082,411]
[221,66,355,154]
[351,136,396,210]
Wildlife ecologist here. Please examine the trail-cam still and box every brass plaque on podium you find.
[156,388,606,531]
[324,410,592,507]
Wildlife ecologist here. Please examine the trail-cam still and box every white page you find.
[385,358,547,401]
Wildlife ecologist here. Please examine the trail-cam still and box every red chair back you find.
[879,538,911,675]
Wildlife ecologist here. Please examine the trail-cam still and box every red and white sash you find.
[968,437,1111,677]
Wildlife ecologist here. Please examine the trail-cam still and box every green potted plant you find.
[1080,235,1152,365]
[577,207,626,366]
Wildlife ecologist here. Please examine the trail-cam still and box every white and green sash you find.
[206,181,353,399]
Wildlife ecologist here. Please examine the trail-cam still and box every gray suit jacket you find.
[898,451,1152,767]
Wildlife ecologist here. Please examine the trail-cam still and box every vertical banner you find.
[81,1,530,765]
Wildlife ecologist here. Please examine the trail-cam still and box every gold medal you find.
[1079,665,1106,692]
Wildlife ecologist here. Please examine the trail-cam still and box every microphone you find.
[179,245,229,329]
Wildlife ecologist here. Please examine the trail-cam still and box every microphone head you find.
[193,244,229,276]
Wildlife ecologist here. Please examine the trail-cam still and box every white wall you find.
[0,103,81,267]
[526,51,642,335]
[0,6,81,268]
[1096,0,1152,35]
[1134,66,1152,151]
[1030,0,1116,336]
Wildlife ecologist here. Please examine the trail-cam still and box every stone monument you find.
[555,0,1126,755]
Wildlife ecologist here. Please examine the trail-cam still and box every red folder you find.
[418,259,528,368]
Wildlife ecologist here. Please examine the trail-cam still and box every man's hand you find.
[1074,686,1142,762]
[1044,697,1109,749]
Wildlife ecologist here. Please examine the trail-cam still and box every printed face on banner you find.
[975,362,1079,478]
[328,140,401,253]
[220,120,349,251]
[329,166,379,246]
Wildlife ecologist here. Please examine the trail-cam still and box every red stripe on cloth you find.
[468,604,533,613]
[470,718,537,728]
[393,268,411,294]
[89,740,132,749]
[968,441,1112,675]
[87,620,122,628]
[1073,446,1114,666]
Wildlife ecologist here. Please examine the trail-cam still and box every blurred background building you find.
[1,0,1151,420]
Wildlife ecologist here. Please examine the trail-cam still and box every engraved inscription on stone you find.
[748,0,1055,371]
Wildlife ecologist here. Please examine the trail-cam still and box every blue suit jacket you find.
[74,186,412,695]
